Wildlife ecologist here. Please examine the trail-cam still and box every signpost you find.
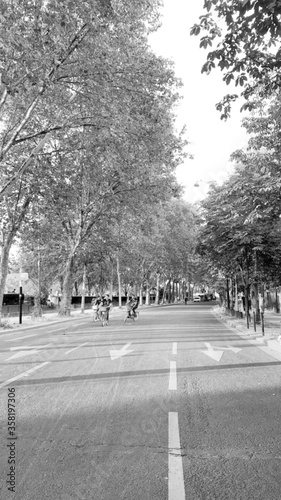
[7,273,29,324]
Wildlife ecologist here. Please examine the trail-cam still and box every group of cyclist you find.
[91,292,139,325]
[91,293,111,324]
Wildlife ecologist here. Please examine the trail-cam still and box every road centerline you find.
[168,411,186,500]
[169,361,177,390]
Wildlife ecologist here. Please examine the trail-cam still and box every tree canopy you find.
[0,0,193,318]
[191,0,281,118]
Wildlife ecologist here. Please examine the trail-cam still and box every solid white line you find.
[168,412,186,500]
[65,342,89,355]
[4,334,38,342]
[169,361,177,391]
[0,362,50,389]
[172,342,177,355]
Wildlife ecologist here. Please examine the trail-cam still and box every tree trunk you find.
[161,278,167,304]
[59,255,75,316]
[80,263,87,314]
[229,278,233,310]
[139,282,143,306]
[183,280,187,301]
[260,283,265,334]
[109,261,114,300]
[226,278,230,310]
[145,286,150,305]
[155,273,160,305]
[117,254,122,308]
[235,276,239,317]
[0,232,15,321]
[32,244,43,318]
[168,279,171,303]
[171,279,175,302]
[245,284,250,329]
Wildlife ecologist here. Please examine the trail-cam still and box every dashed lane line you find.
[172,342,177,355]
[168,412,186,500]
[169,361,177,391]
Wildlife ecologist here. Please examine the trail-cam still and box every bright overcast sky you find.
[149,0,249,202]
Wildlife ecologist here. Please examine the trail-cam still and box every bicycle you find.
[99,306,109,327]
[92,306,101,322]
[124,308,139,323]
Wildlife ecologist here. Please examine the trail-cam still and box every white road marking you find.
[3,334,38,342]
[201,342,242,362]
[215,345,242,354]
[6,350,39,361]
[172,342,177,355]
[10,344,50,351]
[201,342,223,362]
[168,412,186,500]
[0,362,50,389]
[6,344,51,360]
[110,343,134,360]
[65,342,89,355]
[169,361,177,390]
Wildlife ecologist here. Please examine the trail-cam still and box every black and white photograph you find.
[1,1,281,499]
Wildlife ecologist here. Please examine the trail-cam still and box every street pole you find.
[19,286,23,324]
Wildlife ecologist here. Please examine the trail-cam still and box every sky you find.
[149,0,249,202]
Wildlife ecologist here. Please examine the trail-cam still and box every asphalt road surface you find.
[1,303,281,500]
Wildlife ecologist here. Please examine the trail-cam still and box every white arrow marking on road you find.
[201,343,242,362]
[215,345,242,354]
[201,343,224,362]
[110,343,133,360]
[6,350,39,361]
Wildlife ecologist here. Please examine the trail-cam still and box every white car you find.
[193,295,201,302]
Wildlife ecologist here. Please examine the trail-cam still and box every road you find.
[1,303,281,500]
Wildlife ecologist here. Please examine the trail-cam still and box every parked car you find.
[193,295,201,302]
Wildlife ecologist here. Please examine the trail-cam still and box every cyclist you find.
[91,295,102,322]
[100,293,112,323]
[126,294,139,318]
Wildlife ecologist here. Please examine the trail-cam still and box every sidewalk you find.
[213,305,281,355]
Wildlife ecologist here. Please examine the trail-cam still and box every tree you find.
[191,0,281,118]
[198,149,281,317]
[0,0,187,317]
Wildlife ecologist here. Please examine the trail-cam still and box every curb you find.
[212,308,281,356]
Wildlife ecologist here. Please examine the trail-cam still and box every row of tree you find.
[0,0,196,319]
[193,1,281,318]
[18,198,202,312]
